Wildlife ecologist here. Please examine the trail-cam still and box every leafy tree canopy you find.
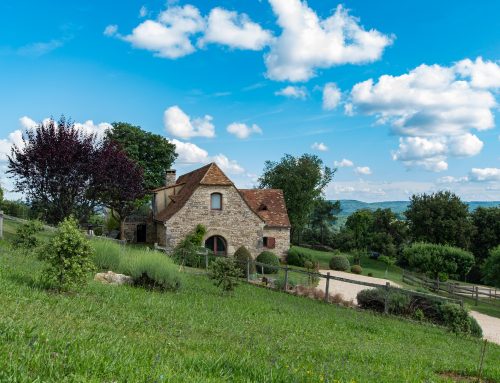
[405,191,472,249]
[8,117,100,224]
[106,122,177,190]
[482,246,500,288]
[470,207,500,262]
[258,154,334,238]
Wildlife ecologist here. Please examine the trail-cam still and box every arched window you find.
[205,235,227,256]
[211,193,222,210]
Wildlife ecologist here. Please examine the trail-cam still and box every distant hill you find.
[335,200,500,218]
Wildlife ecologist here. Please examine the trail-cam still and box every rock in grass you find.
[94,271,133,286]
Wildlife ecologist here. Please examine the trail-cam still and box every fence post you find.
[384,282,390,314]
[284,266,289,291]
[0,210,3,240]
[475,286,479,306]
[205,250,209,270]
[324,272,330,303]
[246,259,250,282]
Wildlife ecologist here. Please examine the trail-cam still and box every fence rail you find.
[190,250,463,312]
[403,270,499,306]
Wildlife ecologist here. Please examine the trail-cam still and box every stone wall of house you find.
[263,227,290,260]
[122,219,156,244]
[165,185,266,258]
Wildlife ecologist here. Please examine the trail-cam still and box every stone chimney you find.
[165,169,176,187]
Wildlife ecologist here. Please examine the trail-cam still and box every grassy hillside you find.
[1,240,499,382]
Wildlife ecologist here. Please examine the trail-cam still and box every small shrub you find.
[40,217,95,291]
[413,308,425,321]
[92,239,121,271]
[351,265,363,274]
[274,277,296,290]
[437,303,481,337]
[12,220,44,250]
[357,288,385,312]
[256,251,279,274]
[388,292,410,315]
[234,246,255,276]
[482,246,500,288]
[208,257,241,293]
[172,224,207,267]
[287,247,312,267]
[367,272,373,277]
[329,255,350,271]
[121,251,183,291]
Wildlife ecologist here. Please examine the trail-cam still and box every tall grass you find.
[91,239,183,291]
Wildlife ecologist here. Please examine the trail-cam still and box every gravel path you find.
[317,269,400,304]
[470,311,500,345]
[316,270,500,345]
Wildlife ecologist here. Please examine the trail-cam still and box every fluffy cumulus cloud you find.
[113,4,270,58]
[200,7,273,50]
[469,168,500,182]
[349,57,500,171]
[212,154,245,174]
[170,139,245,175]
[226,123,262,139]
[275,85,307,99]
[322,83,341,110]
[120,5,205,59]
[265,2,393,81]
[354,166,372,175]
[311,142,328,151]
[164,105,215,139]
[170,138,209,164]
[334,158,354,168]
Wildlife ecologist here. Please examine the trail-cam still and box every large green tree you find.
[469,207,500,282]
[258,154,334,243]
[0,185,3,204]
[310,198,340,244]
[405,191,472,249]
[106,122,177,190]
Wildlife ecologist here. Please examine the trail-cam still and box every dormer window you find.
[211,193,222,210]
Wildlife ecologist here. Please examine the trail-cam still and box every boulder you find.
[94,271,133,285]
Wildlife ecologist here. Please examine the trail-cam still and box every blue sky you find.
[1,0,499,201]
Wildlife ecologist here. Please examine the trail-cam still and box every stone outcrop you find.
[94,271,133,285]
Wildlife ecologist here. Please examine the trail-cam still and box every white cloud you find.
[17,39,64,57]
[19,116,37,129]
[200,7,272,50]
[455,57,500,89]
[213,154,245,174]
[311,142,328,151]
[322,83,341,110]
[171,138,209,164]
[139,6,148,18]
[265,2,393,81]
[469,168,500,182]
[334,158,354,167]
[74,120,113,140]
[349,58,499,171]
[437,175,469,184]
[354,166,372,175]
[122,5,205,59]
[104,25,118,37]
[0,130,23,161]
[164,105,215,139]
[275,85,307,99]
[226,123,262,139]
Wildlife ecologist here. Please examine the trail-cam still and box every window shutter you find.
[268,237,276,249]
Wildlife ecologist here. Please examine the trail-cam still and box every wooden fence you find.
[403,270,499,306]
[187,249,464,313]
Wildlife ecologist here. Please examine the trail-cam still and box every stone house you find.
[144,162,291,259]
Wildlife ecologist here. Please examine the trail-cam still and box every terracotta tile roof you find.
[239,189,291,228]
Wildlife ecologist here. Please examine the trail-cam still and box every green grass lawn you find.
[291,246,405,283]
[1,240,500,382]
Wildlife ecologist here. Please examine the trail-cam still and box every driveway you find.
[316,270,500,345]
[470,311,500,345]
[317,269,400,304]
